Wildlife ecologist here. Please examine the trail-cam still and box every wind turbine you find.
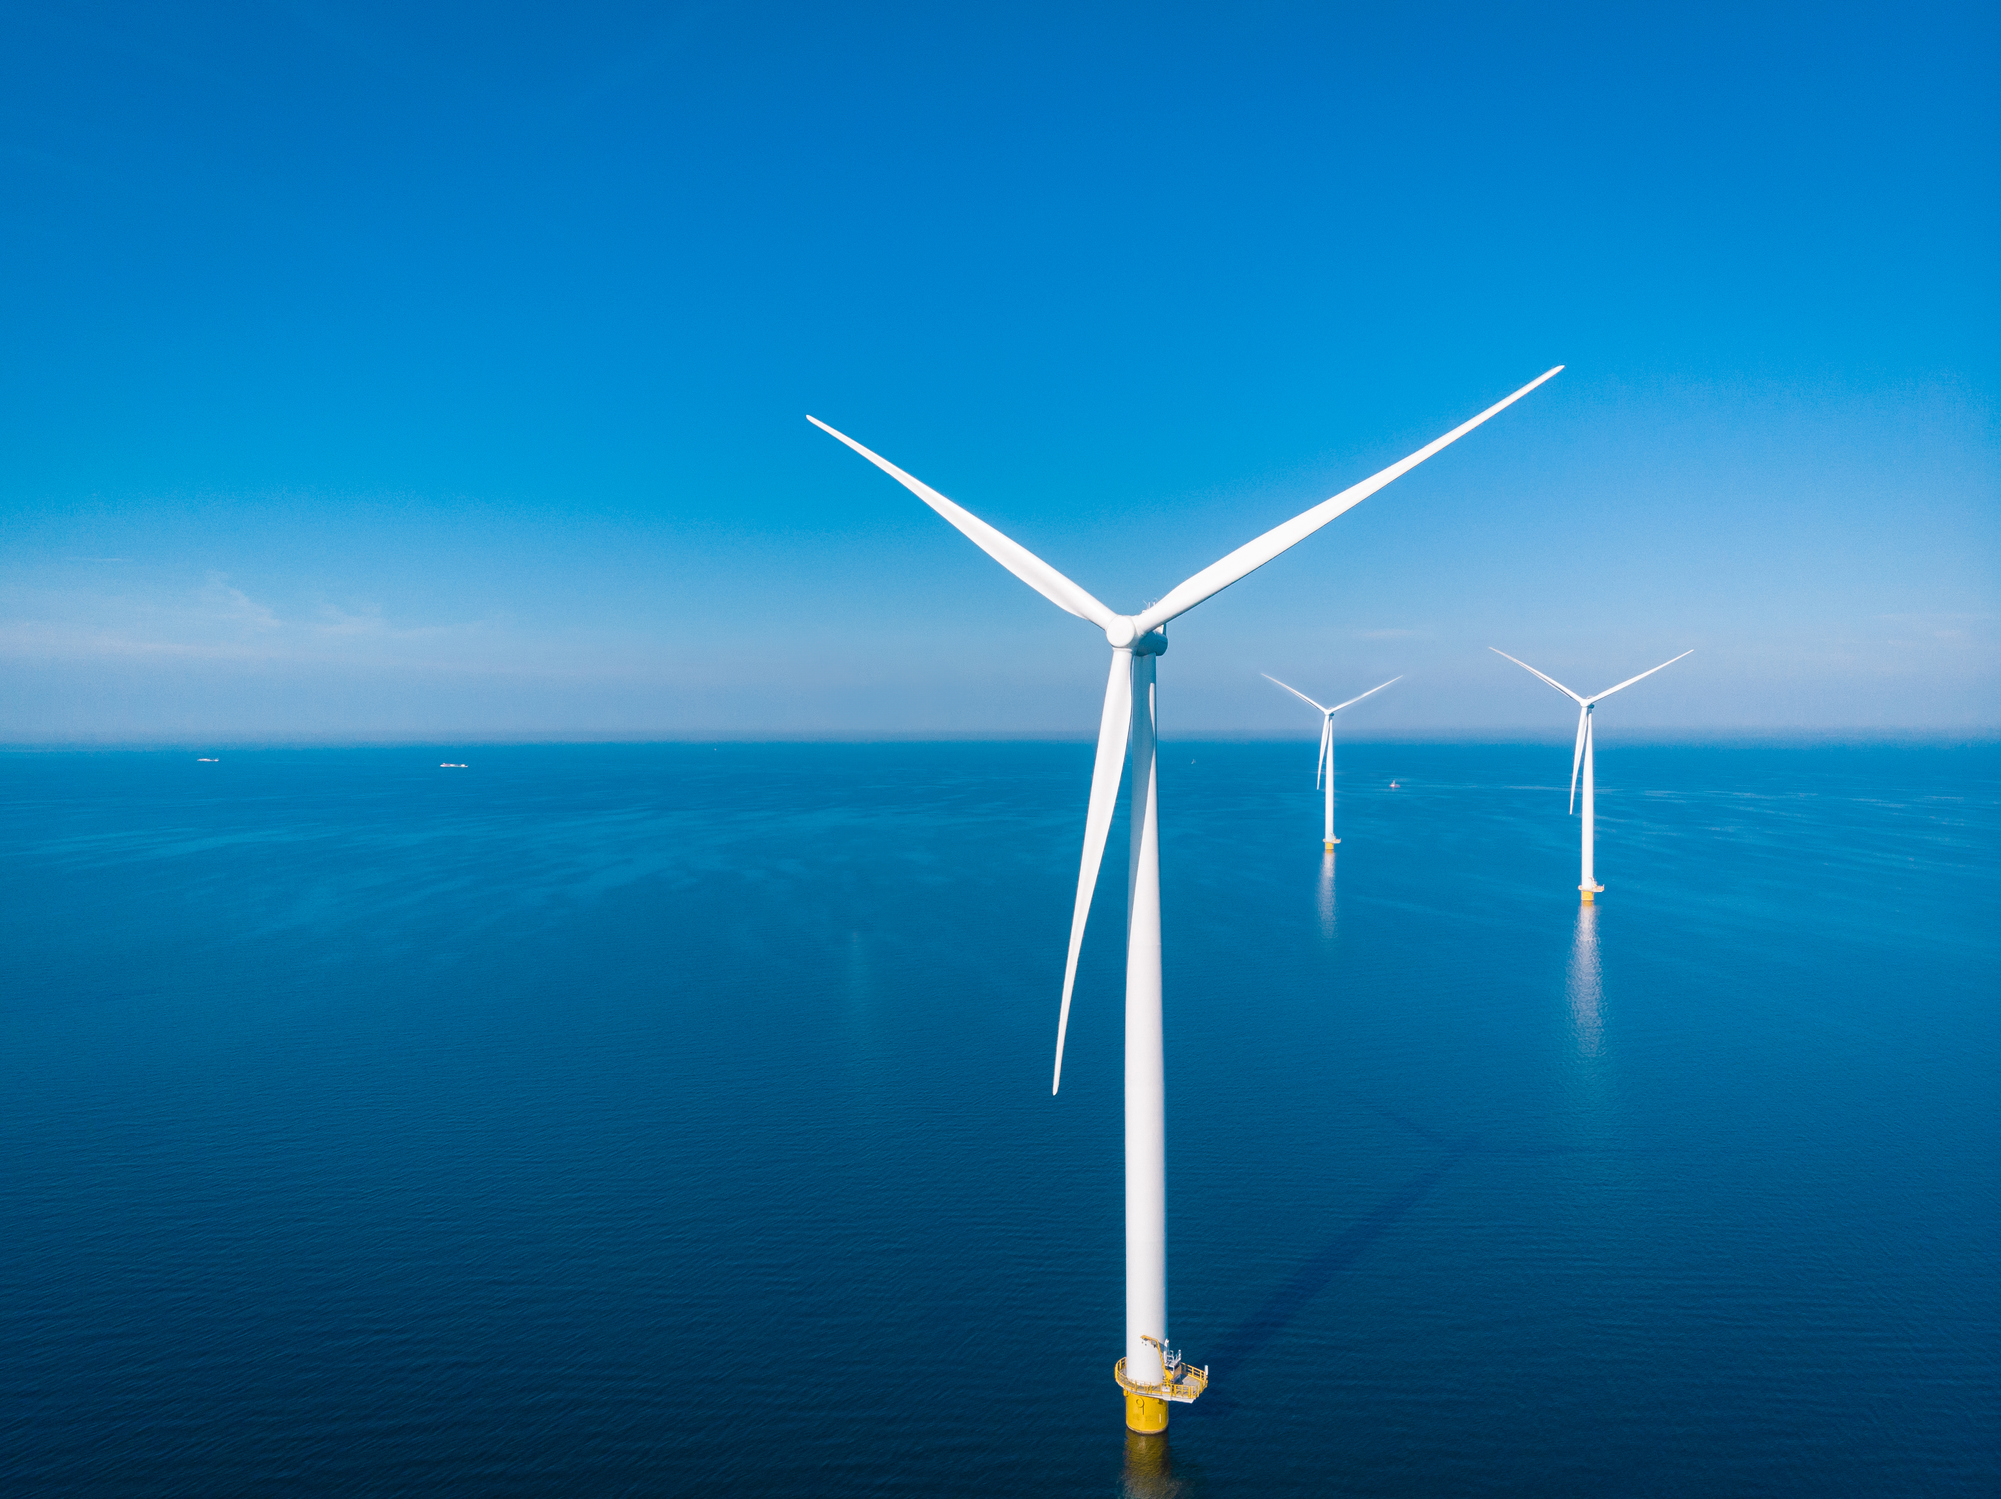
[1261,673,1402,851]
[812,366,1561,1432]
[1490,647,1692,901]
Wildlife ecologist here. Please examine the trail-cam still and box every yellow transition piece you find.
[1115,1343,1209,1433]
[1124,1389,1170,1433]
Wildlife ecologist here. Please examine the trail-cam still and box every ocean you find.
[2,742,1994,1496]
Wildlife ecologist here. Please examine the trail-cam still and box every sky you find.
[2,0,1994,740]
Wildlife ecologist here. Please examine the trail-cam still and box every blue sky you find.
[2,0,1993,739]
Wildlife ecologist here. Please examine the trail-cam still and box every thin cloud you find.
[314,603,389,637]
[0,571,497,666]
[199,573,280,631]
[311,601,491,641]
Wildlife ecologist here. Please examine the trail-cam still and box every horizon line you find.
[3,726,1996,751]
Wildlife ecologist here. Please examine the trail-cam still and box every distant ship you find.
[197,758,218,763]
[440,763,468,769]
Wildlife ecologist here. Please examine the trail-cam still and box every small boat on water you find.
[440,762,468,769]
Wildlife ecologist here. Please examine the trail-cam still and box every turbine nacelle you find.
[1105,620,1169,657]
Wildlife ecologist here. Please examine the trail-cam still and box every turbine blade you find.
[1316,717,1331,789]
[1490,647,1586,704]
[1132,368,1562,633]
[1328,674,1404,714]
[1261,672,1329,714]
[1586,650,1694,704]
[808,416,1119,630]
[1568,706,1588,814]
[1052,650,1133,1094]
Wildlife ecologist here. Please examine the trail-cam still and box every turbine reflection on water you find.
[1567,903,1602,1057]
[1121,1431,1199,1498]
[1316,852,1336,939]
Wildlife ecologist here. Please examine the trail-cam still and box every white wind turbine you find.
[812,367,1561,1433]
[1490,647,1692,901]
[1261,673,1402,851]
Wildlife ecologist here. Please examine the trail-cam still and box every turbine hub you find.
[1104,616,1141,649]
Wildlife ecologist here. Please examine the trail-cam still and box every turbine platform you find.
[1116,1338,1209,1432]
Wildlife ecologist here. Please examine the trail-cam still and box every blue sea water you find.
[1,742,1995,1497]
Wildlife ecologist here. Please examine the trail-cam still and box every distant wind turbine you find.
[812,366,1561,1433]
[1262,673,1402,851]
[1490,648,1692,901]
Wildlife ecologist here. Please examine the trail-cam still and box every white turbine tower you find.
[1261,673,1402,851]
[812,367,1561,1432]
[1490,647,1692,901]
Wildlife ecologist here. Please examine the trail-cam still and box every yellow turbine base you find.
[1116,1353,1205,1431]
[1124,1389,1170,1434]
[1580,884,1603,903]
[1324,838,1339,851]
